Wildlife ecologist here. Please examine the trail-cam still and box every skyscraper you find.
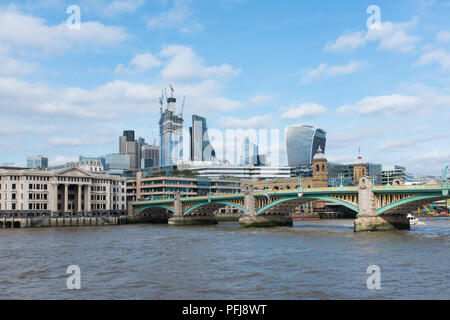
[119,130,138,170]
[285,125,327,167]
[159,94,183,167]
[137,137,147,169]
[239,136,259,165]
[190,115,216,162]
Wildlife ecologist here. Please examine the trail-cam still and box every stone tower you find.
[312,146,328,188]
[353,153,367,185]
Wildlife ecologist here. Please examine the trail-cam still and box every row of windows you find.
[29,193,48,200]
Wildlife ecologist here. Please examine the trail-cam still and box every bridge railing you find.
[372,184,442,190]
[133,184,445,205]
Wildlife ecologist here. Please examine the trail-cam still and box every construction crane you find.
[442,165,449,184]
[159,90,164,114]
[169,84,175,98]
[181,95,186,117]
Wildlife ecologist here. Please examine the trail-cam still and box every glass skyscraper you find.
[285,125,327,167]
[27,155,48,169]
[160,97,184,167]
[190,115,216,162]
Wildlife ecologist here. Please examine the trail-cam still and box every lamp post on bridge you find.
[339,173,344,187]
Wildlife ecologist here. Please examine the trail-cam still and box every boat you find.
[407,214,426,226]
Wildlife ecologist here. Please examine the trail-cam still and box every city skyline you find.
[0,1,449,175]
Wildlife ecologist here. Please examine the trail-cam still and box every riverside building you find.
[126,171,241,202]
[0,166,127,218]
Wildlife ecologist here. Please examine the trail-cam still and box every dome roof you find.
[313,146,326,160]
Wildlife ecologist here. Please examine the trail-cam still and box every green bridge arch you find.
[256,195,359,215]
[376,193,444,215]
[183,201,245,216]
[134,205,175,216]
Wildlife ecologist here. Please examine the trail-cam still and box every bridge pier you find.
[168,192,218,226]
[238,185,293,228]
[354,177,410,232]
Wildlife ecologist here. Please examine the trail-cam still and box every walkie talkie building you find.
[285,125,327,167]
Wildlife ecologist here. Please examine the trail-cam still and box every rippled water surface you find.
[1,218,449,299]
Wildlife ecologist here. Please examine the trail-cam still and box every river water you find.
[0,218,449,300]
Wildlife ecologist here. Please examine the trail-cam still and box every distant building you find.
[104,153,130,175]
[141,145,160,169]
[49,160,104,173]
[190,115,216,162]
[27,156,48,169]
[160,95,183,167]
[119,130,138,170]
[187,164,292,180]
[327,154,382,186]
[137,137,146,169]
[285,125,327,167]
[79,155,106,169]
[382,165,414,185]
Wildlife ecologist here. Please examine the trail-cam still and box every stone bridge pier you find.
[239,185,293,228]
[168,192,218,226]
[354,177,409,232]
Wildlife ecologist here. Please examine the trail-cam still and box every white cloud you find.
[378,133,448,151]
[325,19,419,53]
[300,60,365,84]
[159,44,241,81]
[115,53,162,74]
[336,93,450,117]
[249,94,274,105]
[103,0,146,16]
[220,114,273,129]
[416,49,450,70]
[0,48,37,76]
[280,103,327,119]
[49,136,113,147]
[147,0,203,34]
[0,6,129,55]
[437,31,450,43]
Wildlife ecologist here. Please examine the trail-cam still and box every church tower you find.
[353,152,368,185]
[312,146,328,188]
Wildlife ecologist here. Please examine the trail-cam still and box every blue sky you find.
[0,0,449,175]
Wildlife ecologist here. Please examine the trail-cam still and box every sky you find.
[0,0,449,175]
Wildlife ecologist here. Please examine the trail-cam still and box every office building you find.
[190,115,216,162]
[126,171,241,202]
[382,165,414,185]
[0,166,126,216]
[186,164,292,180]
[27,156,48,169]
[285,125,327,166]
[141,145,160,169]
[119,130,138,170]
[104,153,131,175]
[160,95,184,167]
[49,160,104,173]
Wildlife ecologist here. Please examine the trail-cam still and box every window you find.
[12,184,16,190]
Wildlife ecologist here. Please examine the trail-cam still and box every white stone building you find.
[0,167,126,217]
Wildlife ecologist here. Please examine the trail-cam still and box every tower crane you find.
[442,165,449,184]
[181,96,186,117]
